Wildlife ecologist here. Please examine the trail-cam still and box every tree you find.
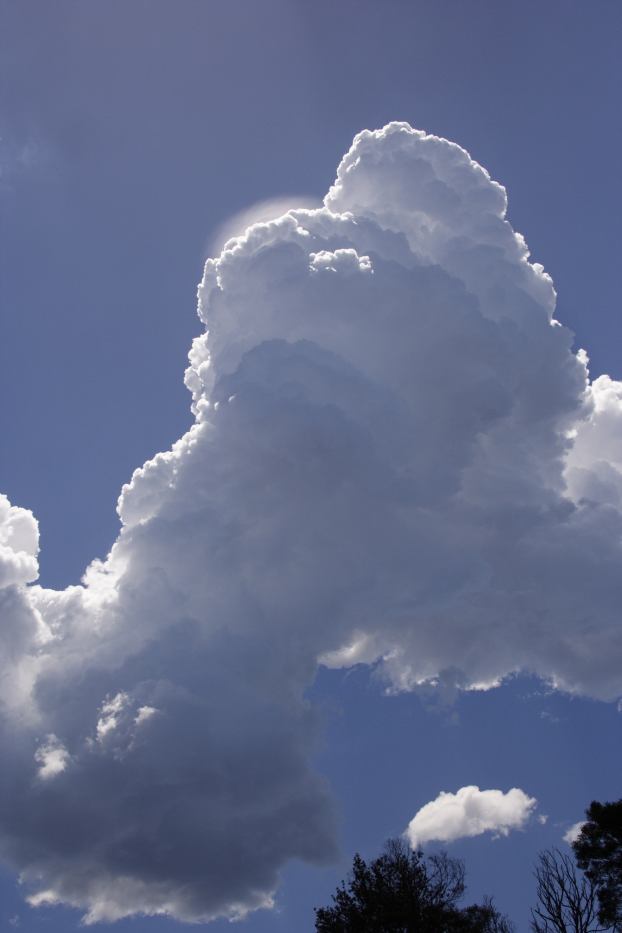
[458,899,518,932]
[573,800,622,931]
[314,838,514,932]
[530,848,608,933]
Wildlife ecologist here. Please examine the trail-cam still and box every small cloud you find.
[34,735,69,781]
[539,710,560,725]
[405,786,537,847]
[135,705,158,726]
[96,691,129,742]
[538,814,549,825]
[563,821,586,844]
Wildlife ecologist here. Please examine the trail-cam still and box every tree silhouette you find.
[573,800,622,931]
[531,848,608,933]
[314,838,514,932]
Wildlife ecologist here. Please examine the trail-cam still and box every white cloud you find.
[95,692,129,742]
[1,121,622,922]
[563,821,586,844]
[207,195,321,256]
[34,735,69,781]
[135,705,158,726]
[405,786,537,846]
[565,373,622,509]
[0,494,39,588]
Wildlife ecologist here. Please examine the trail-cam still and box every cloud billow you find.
[1,122,621,922]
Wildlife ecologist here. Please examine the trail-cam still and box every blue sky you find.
[1,2,621,931]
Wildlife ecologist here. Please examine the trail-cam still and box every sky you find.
[1,1,621,931]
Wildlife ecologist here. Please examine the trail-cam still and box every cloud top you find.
[405,786,537,846]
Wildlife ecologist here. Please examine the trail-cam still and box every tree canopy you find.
[314,838,514,932]
[573,800,622,931]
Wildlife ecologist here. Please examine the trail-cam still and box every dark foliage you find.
[573,801,622,931]
[314,838,514,932]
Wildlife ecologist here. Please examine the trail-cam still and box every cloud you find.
[565,373,622,509]
[34,734,69,781]
[405,786,537,846]
[207,195,321,256]
[1,121,622,922]
[563,821,586,844]
[0,494,39,588]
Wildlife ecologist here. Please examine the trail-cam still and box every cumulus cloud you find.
[565,373,622,509]
[207,194,321,255]
[1,121,622,922]
[405,786,537,846]
[0,494,39,588]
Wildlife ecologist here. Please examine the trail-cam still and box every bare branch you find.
[531,848,610,933]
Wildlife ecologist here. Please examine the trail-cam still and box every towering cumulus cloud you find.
[1,123,621,923]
